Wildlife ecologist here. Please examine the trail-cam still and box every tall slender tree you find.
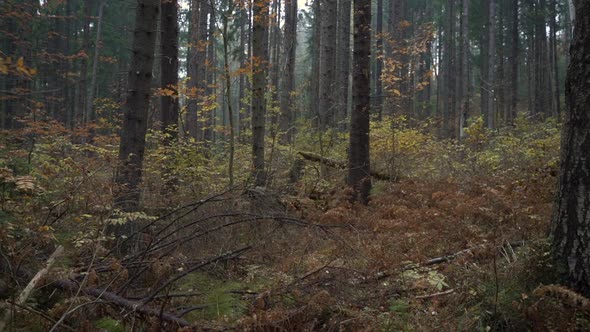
[114,0,159,247]
[318,0,337,129]
[252,0,269,186]
[486,0,497,129]
[160,0,180,141]
[279,0,298,143]
[337,0,351,131]
[348,0,371,204]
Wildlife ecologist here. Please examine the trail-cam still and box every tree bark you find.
[279,0,298,143]
[551,0,590,297]
[336,0,351,131]
[459,0,470,139]
[486,0,496,129]
[160,0,180,141]
[239,0,248,138]
[252,0,269,186]
[186,0,199,137]
[85,0,107,123]
[203,1,215,144]
[374,0,383,121]
[310,0,321,124]
[509,0,519,124]
[115,0,159,213]
[348,0,371,204]
[318,0,337,129]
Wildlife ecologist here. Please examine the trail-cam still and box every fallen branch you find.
[298,151,396,181]
[415,288,455,300]
[376,240,527,281]
[0,245,64,332]
[51,279,190,327]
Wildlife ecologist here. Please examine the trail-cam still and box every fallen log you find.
[297,151,396,181]
[51,279,190,327]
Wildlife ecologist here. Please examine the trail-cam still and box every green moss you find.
[95,317,125,332]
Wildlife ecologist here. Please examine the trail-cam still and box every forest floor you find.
[218,173,559,331]
[3,118,588,331]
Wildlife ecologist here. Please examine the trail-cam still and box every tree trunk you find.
[203,1,215,144]
[160,0,180,141]
[459,0,470,139]
[336,0,351,131]
[443,0,456,137]
[551,0,590,297]
[318,0,337,129]
[186,0,199,137]
[221,1,235,187]
[252,0,269,186]
[310,0,321,124]
[509,0,519,124]
[533,0,550,118]
[374,0,383,121]
[85,0,107,123]
[486,0,496,129]
[114,0,159,213]
[239,0,248,138]
[279,0,297,143]
[347,0,371,205]
[550,0,561,119]
[76,0,93,126]
[269,0,281,137]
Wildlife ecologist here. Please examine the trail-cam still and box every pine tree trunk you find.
[85,0,106,123]
[186,0,199,137]
[160,0,180,142]
[551,0,561,119]
[374,0,383,121]
[533,0,550,118]
[318,0,337,129]
[252,0,269,186]
[551,0,590,297]
[239,0,247,138]
[310,0,321,125]
[269,0,281,136]
[76,0,93,126]
[336,0,351,131]
[347,0,371,205]
[279,0,297,143]
[203,2,215,144]
[459,0,470,138]
[115,0,159,216]
[486,0,496,129]
[509,0,519,124]
[443,0,456,137]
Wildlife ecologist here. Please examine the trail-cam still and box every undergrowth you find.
[0,115,580,331]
